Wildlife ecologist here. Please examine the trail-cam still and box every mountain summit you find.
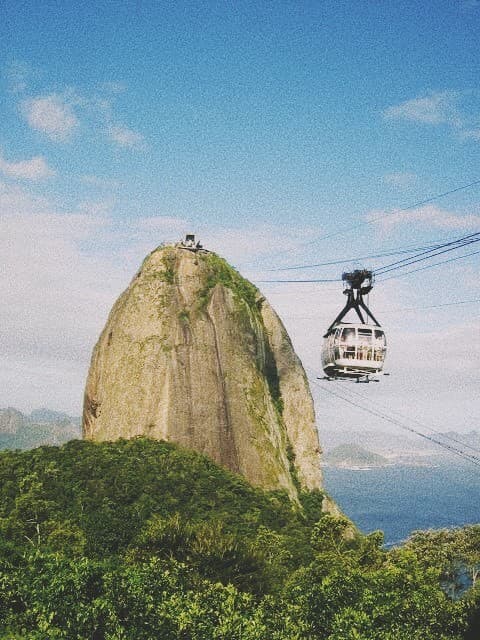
[83,241,322,498]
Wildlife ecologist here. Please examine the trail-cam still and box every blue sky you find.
[1,1,479,444]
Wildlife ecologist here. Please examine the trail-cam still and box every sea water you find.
[323,461,479,545]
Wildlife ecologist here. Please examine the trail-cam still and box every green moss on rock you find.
[197,253,258,310]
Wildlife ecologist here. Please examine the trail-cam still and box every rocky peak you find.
[83,245,322,499]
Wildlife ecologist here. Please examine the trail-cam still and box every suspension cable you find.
[374,233,480,276]
[345,384,480,457]
[378,247,480,282]
[265,241,447,272]
[245,177,480,268]
[256,232,480,283]
[308,374,480,471]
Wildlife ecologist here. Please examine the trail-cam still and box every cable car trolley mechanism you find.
[321,269,387,382]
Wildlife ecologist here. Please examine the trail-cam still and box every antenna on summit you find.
[178,234,208,253]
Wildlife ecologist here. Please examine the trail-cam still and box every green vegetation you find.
[0,438,478,639]
[405,526,480,597]
[178,309,190,324]
[263,337,282,413]
[197,253,258,311]
[286,441,301,493]
[159,251,176,284]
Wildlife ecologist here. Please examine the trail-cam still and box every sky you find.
[1,1,479,449]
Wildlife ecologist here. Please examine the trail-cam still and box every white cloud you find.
[5,60,30,94]
[0,179,51,215]
[14,71,145,149]
[80,175,120,189]
[136,216,188,234]
[383,172,417,188]
[383,320,480,421]
[383,91,480,144]
[101,81,127,94]
[383,91,461,126]
[0,181,129,412]
[367,204,480,233]
[108,124,145,149]
[462,128,480,141]
[77,199,115,217]
[201,223,323,268]
[0,152,55,180]
[460,0,480,9]
[21,94,79,141]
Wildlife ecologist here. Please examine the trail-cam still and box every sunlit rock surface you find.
[83,246,322,499]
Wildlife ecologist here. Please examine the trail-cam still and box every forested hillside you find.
[0,438,478,639]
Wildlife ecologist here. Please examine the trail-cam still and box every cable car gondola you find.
[321,270,387,381]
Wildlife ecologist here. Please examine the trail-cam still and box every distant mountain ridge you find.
[322,427,480,462]
[0,407,81,450]
[434,430,480,449]
[324,443,389,469]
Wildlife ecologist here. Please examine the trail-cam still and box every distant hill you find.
[0,407,81,450]
[28,407,81,426]
[434,430,480,450]
[322,427,480,462]
[324,443,389,468]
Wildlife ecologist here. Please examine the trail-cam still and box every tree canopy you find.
[0,438,477,639]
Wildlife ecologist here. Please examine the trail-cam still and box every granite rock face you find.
[83,246,322,498]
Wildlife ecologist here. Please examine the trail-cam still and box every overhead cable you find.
[279,298,480,321]
[257,277,341,283]
[266,242,447,272]
[346,384,480,457]
[275,177,480,258]
[374,232,480,276]
[378,247,480,282]
[308,375,480,471]
[383,298,480,312]
[257,232,480,283]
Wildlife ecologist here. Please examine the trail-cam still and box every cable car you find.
[321,270,387,381]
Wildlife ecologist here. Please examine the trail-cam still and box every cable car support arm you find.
[324,270,381,336]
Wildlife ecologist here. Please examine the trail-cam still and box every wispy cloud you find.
[383,90,480,144]
[0,152,55,180]
[383,91,462,126]
[21,94,79,141]
[101,81,127,94]
[0,182,123,412]
[460,0,480,9]
[367,203,480,232]
[0,179,50,215]
[108,124,145,149]
[80,174,120,189]
[12,63,145,151]
[136,216,188,233]
[462,128,480,140]
[5,60,31,94]
[383,172,417,188]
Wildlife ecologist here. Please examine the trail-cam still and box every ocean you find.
[323,461,479,545]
